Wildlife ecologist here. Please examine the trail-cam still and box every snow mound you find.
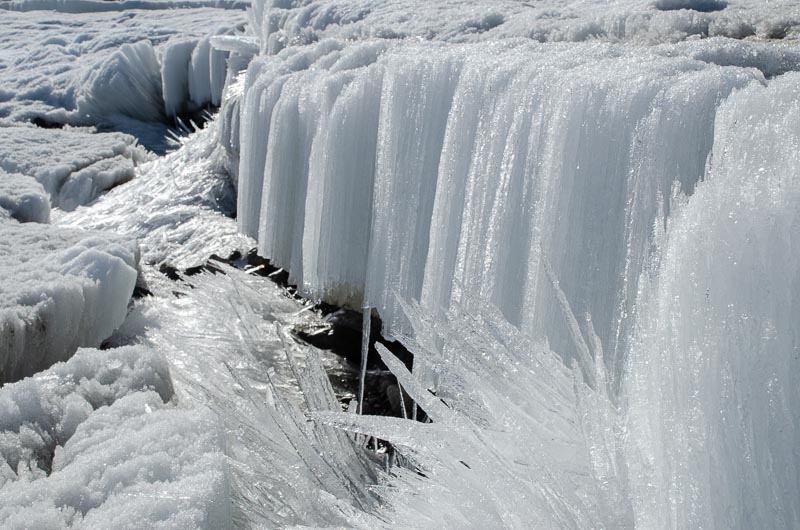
[0,345,232,530]
[0,170,50,224]
[0,221,139,383]
[0,125,147,211]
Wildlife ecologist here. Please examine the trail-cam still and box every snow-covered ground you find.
[1,0,799,527]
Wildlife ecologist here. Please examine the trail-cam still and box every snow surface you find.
[0,221,139,383]
[0,170,50,224]
[248,0,800,53]
[0,6,246,151]
[0,124,147,211]
[0,345,232,529]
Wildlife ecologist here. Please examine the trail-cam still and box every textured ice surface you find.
[225,1,800,528]
[0,6,246,152]
[234,37,760,367]
[249,0,800,53]
[57,124,250,269]
[624,72,800,530]
[0,345,232,530]
[0,221,139,382]
[0,124,147,211]
[136,266,382,528]
[0,170,50,224]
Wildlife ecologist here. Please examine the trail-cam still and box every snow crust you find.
[0,170,50,224]
[0,125,146,211]
[0,345,232,530]
[0,221,139,383]
[249,0,800,53]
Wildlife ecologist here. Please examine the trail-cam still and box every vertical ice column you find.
[302,67,384,306]
[624,73,800,530]
[364,53,462,337]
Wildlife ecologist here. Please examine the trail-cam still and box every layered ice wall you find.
[235,39,759,376]
[624,73,800,530]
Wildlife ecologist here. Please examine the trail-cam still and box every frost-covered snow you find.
[0,170,50,224]
[0,345,232,529]
[0,124,147,211]
[249,0,800,53]
[0,221,139,383]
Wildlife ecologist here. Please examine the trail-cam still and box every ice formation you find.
[234,37,763,365]
[0,345,231,530]
[0,221,139,383]
[1,0,799,527]
[217,0,800,527]
[58,124,250,269]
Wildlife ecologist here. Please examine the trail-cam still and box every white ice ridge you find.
[287,73,800,529]
[0,345,232,529]
[233,38,764,371]
[0,220,139,383]
[248,0,800,54]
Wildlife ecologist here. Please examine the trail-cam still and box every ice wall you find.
[235,39,758,378]
[624,73,800,530]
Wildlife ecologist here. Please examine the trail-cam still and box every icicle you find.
[357,305,371,415]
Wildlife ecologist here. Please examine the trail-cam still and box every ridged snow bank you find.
[78,34,233,124]
[0,221,139,383]
[0,125,147,212]
[234,39,758,368]
[0,345,232,529]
